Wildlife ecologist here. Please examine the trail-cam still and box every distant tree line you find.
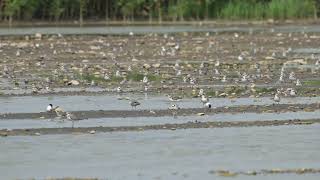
[0,0,319,26]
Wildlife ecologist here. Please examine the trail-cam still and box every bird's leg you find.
[72,120,74,128]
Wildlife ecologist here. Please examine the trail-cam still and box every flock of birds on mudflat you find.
[2,31,319,129]
[45,85,292,128]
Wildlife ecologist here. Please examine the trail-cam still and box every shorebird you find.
[289,72,296,80]
[66,112,81,128]
[167,95,182,102]
[54,107,66,118]
[241,73,248,82]
[46,104,60,112]
[116,86,122,93]
[198,89,204,96]
[104,74,110,80]
[238,54,244,61]
[214,69,220,75]
[143,76,148,84]
[169,104,180,118]
[176,69,182,76]
[130,100,141,109]
[215,60,220,67]
[144,85,149,92]
[32,84,39,94]
[221,75,227,83]
[296,79,302,86]
[115,70,121,77]
[204,102,212,108]
[201,95,209,105]
[289,88,296,97]
[273,93,281,104]
[168,104,180,110]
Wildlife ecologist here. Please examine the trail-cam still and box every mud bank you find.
[1,103,319,120]
[0,119,318,136]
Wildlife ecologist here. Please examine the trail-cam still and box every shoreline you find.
[0,119,318,136]
[1,103,319,120]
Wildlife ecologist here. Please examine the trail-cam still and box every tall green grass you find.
[267,0,314,19]
[220,1,267,20]
[219,0,315,20]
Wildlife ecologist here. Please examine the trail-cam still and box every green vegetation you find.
[304,80,320,86]
[78,74,107,83]
[255,87,276,94]
[127,71,161,82]
[0,0,319,26]
[220,0,315,20]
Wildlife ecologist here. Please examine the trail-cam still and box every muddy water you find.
[1,25,320,36]
[1,110,320,129]
[0,124,319,179]
[1,95,319,113]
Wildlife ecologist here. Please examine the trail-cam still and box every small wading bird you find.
[54,106,66,118]
[273,93,281,104]
[66,112,81,128]
[46,104,55,112]
[204,102,212,108]
[46,103,62,114]
[167,94,182,102]
[201,95,209,105]
[169,104,180,118]
[130,99,141,109]
[168,104,180,110]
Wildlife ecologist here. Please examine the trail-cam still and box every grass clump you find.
[127,71,161,82]
[255,87,276,94]
[304,80,320,86]
[220,1,267,20]
[78,74,105,83]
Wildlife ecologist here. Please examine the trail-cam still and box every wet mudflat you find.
[1,110,320,130]
[1,24,320,179]
[1,95,320,113]
[0,124,319,179]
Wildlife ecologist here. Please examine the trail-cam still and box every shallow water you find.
[0,94,319,113]
[293,48,320,54]
[0,124,319,179]
[1,110,320,129]
[1,25,320,36]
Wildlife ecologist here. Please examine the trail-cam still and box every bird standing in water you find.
[273,93,281,104]
[201,95,209,105]
[66,112,81,128]
[46,104,54,112]
[130,100,141,110]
